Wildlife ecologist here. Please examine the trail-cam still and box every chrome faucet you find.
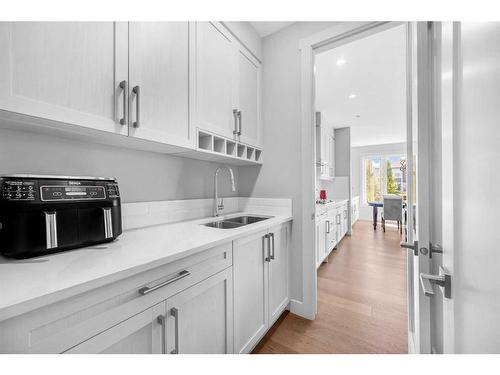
[214,166,236,217]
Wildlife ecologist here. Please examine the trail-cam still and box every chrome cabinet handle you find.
[326,220,330,234]
[336,214,340,225]
[233,109,238,135]
[103,208,113,239]
[44,211,58,249]
[237,110,242,136]
[119,80,128,125]
[132,85,140,128]
[170,307,179,354]
[138,270,190,295]
[270,232,275,260]
[264,234,271,262]
[157,314,166,354]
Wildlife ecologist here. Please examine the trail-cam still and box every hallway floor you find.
[253,220,408,354]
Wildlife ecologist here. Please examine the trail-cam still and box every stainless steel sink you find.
[202,215,272,229]
[204,221,244,229]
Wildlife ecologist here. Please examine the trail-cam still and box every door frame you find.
[298,21,402,320]
[298,22,434,354]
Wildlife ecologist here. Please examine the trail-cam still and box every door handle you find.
[400,240,418,256]
[132,85,140,128]
[156,314,166,354]
[44,211,58,249]
[420,266,451,298]
[170,307,179,354]
[119,80,128,125]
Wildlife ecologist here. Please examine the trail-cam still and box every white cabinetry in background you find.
[233,222,290,354]
[316,200,349,268]
[315,118,335,180]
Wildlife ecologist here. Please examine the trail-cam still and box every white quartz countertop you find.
[0,212,292,322]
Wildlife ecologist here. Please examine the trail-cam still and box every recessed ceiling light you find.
[336,58,346,66]
[348,93,357,99]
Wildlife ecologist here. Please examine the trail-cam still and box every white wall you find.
[238,21,341,307]
[351,142,406,220]
[0,128,241,203]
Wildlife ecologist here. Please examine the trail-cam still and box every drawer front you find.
[0,242,232,353]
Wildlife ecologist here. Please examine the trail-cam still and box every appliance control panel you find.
[2,180,36,201]
[40,185,106,201]
[1,176,120,203]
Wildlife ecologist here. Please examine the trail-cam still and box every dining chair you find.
[382,195,403,234]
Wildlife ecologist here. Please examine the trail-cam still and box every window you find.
[363,154,406,203]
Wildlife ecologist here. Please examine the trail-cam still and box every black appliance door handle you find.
[44,211,58,249]
[103,208,113,239]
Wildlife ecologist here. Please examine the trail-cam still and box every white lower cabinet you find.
[165,268,233,354]
[0,222,291,354]
[233,223,290,354]
[65,303,165,354]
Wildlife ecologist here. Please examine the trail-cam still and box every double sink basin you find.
[203,215,272,229]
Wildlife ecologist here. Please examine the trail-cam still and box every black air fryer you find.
[0,175,122,259]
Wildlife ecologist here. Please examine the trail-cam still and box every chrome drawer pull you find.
[170,307,179,354]
[138,270,190,295]
[157,314,166,354]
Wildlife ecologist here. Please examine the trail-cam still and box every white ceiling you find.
[250,22,294,37]
[314,25,407,147]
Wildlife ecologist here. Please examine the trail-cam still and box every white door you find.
[128,22,191,148]
[65,303,165,354]
[0,22,128,135]
[268,224,290,325]
[194,22,237,139]
[437,22,500,354]
[233,230,269,354]
[165,268,233,354]
[402,22,432,354]
[237,48,261,147]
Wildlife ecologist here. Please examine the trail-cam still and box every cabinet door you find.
[65,303,165,354]
[128,22,191,148]
[268,224,289,325]
[233,230,269,354]
[0,22,128,135]
[237,48,261,147]
[165,268,233,354]
[329,132,336,177]
[194,22,237,139]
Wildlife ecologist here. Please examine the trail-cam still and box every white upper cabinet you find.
[193,22,262,148]
[0,22,128,135]
[193,22,237,139]
[236,49,261,147]
[128,22,191,147]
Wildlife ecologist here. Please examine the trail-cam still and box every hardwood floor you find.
[252,220,408,354]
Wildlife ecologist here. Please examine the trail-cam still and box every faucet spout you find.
[214,166,236,217]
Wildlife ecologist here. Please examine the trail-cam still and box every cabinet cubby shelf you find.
[197,130,262,165]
